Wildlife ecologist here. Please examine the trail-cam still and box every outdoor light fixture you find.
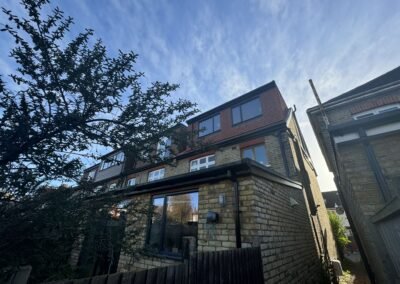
[218,193,226,207]
[289,197,299,208]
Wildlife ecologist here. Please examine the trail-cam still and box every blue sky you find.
[1,0,400,191]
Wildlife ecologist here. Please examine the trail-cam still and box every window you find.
[100,151,125,170]
[148,168,165,182]
[232,97,262,125]
[157,137,172,159]
[242,144,269,166]
[198,114,220,137]
[108,183,117,191]
[127,178,136,186]
[147,191,198,256]
[87,170,96,180]
[190,155,215,172]
[353,103,400,120]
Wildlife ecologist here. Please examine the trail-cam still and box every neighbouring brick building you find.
[308,66,400,283]
[76,81,338,283]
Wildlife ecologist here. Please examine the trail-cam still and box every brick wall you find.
[286,114,338,260]
[118,174,322,283]
[122,135,286,188]
[308,88,400,283]
[370,132,400,197]
[324,89,400,126]
[247,176,321,283]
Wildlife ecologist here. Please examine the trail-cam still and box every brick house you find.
[76,81,338,282]
[308,66,400,283]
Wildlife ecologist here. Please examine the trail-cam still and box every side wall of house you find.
[245,176,321,283]
[337,134,400,281]
[308,89,400,282]
[286,115,339,260]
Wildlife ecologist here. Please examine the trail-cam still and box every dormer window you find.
[157,137,172,159]
[87,169,96,180]
[198,114,220,137]
[353,103,400,120]
[100,151,125,170]
[232,97,262,125]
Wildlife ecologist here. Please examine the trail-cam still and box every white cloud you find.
[2,0,400,189]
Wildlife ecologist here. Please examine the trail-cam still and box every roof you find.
[187,81,277,123]
[324,65,400,105]
[322,191,342,209]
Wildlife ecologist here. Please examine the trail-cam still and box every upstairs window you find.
[190,155,215,172]
[353,103,400,120]
[157,137,172,159]
[199,114,221,137]
[87,169,96,180]
[100,151,125,170]
[127,178,136,186]
[232,97,262,125]
[147,191,198,257]
[148,168,165,182]
[242,144,269,166]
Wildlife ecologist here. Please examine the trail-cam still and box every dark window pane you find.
[243,148,253,159]
[254,145,268,165]
[213,114,221,131]
[148,197,165,250]
[164,192,198,255]
[199,118,213,137]
[232,106,241,124]
[241,98,261,121]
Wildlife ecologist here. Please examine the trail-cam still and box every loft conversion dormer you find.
[187,81,288,143]
[100,151,125,170]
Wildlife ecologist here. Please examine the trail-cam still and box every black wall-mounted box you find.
[206,211,219,223]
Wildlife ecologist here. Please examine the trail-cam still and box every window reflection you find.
[147,192,198,256]
[148,197,165,250]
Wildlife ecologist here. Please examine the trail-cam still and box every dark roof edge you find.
[187,81,277,124]
[98,159,302,199]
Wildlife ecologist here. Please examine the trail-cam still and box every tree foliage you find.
[328,211,350,259]
[0,0,197,196]
[0,0,197,281]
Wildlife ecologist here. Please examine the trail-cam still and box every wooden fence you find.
[47,247,264,284]
[189,247,264,284]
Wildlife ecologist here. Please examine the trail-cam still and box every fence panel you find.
[189,247,263,284]
[45,247,263,284]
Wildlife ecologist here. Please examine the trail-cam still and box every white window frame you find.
[148,168,165,182]
[353,103,400,120]
[100,151,125,170]
[108,183,117,191]
[127,178,136,186]
[157,137,172,159]
[190,155,216,172]
[87,170,96,180]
